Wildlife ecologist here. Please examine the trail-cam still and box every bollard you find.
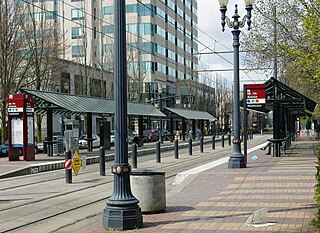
[200,136,204,153]
[188,138,192,155]
[241,133,244,142]
[65,150,72,183]
[222,134,225,147]
[156,141,161,163]
[228,134,231,146]
[174,139,179,159]
[131,143,137,168]
[212,135,215,150]
[99,146,106,176]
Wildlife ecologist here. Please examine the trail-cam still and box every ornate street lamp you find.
[103,0,143,230]
[218,0,254,168]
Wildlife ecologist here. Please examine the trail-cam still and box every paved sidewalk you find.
[63,136,319,233]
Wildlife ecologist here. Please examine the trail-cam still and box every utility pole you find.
[273,5,278,80]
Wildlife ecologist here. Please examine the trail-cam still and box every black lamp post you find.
[103,0,143,230]
[218,0,254,168]
[158,87,163,143]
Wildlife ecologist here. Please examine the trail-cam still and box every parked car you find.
[143,129,160,142]
[36,142,44,153]
[78,134,100,149]
[110,130,143,147]
[0,140,37,156]
[110,131,115,145]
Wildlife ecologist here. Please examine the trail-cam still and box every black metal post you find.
[212,135,215,150]
[169,116,174,142]
[182,118,186,141]
[174,139,179,159]
[65,150,72,183]
[131,143,137,168]
[188,138,192,155]
[192,119,196,139]
[156,141,161,163]
[103,0,142,229]
[228,134,231,146]
[47,109,53,157]
[200,136,204,153]
[273,101,281,157]
[87,113,93,152]
[138,116,143,146]
[100,146,106,176]
[222,134,225,148]
[159,94,163,144]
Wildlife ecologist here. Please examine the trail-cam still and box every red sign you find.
[246,84,266,106]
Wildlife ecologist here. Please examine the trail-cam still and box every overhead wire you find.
[22,0,249,87]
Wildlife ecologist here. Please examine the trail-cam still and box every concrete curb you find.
[0,137,223,179]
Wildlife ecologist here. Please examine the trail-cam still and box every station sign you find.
[246,84,266,108]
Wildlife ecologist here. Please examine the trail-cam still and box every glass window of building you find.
[72,45,85,57]
[71,27,84,39]
[176,6,183,18]
[137,42,156,54]
[102,6,113,16]
[156,7,165,19]
[155,25,165,38]
[138,4,154,16]
[103,25,114,34]
[71,8,84,20]
[139,23,154,35]
[167,0,175,11]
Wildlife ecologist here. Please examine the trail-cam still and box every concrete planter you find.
[130,169,166,213]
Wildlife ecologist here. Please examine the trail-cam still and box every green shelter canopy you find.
[21,89,166,117]
[165,107,216,121]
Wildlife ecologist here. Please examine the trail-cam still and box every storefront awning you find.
[20,89,166,117]
[165,107,217,121]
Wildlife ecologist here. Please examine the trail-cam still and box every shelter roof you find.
[165,107,217,121]
[21,89,166,117]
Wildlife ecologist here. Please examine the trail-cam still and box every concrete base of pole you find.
[228,157,246,168]
[103,205,143,230]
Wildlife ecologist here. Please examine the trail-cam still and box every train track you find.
[0,136,268,233]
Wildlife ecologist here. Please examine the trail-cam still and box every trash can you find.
[130,169,166,213]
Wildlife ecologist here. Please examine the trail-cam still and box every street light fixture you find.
[218,0,254,168]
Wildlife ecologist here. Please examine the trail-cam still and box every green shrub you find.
[312,148,320,231]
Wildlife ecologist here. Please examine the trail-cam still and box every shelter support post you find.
[47,109,53,157]
[87,113,93,152]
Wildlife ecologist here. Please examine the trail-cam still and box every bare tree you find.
[0,0,34,142]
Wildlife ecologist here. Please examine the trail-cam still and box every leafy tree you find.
[241,0,320,117]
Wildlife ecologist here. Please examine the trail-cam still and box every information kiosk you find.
[6,94,35,161]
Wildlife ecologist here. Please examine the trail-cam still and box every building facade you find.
[28,0,199,105]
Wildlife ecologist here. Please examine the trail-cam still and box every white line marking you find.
[173,142,269,185]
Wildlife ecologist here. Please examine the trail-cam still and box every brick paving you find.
[69,135,319,233]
